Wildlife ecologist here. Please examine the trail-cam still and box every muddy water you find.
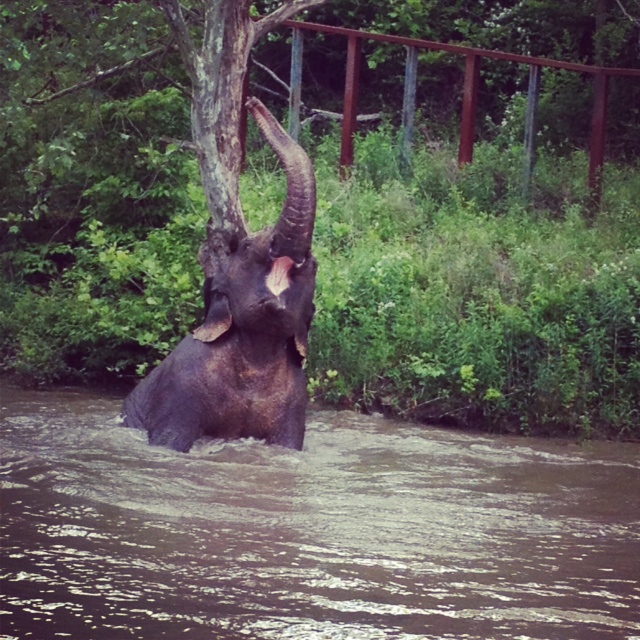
[1,382,639,640]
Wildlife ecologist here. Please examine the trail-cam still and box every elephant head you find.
[193,97,317,360]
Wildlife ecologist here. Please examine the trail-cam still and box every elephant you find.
[121,97,317,452]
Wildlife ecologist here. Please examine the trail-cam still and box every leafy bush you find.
[304,129,640,439]
[1,161,207,383]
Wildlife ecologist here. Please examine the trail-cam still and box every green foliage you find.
[0,0,187,290]
[302,127,640,440]
[2,0,640,442]
[1,200,207,383]
[3,119,640,439]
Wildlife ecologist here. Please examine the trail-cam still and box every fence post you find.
[522,64,542,200]
[289,28,304,141]
[340,35,362,179]
[240,57,251,170]
[458,54,481,166]
[589,71,609,208]
[400,45,419,170]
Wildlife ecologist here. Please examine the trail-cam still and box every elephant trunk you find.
[246,97,316,265]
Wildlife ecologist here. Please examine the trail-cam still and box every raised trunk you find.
[246,98,317,265]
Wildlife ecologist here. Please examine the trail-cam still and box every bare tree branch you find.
[24,47,169,106]
[251,56,291,94]
[301,109,382,127]
[158,0,199,81]
[140,56,192,98]
[28,75,57,102]
[254,0,328,41]
[253,82,289,102]
[249,56,381,126]
[159,136,198,151]
[615,0,640,22]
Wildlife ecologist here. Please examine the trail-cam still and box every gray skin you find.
[121,98,317,452]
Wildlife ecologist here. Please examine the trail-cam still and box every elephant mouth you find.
[265,255,295,297]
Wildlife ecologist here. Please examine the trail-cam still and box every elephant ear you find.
[193,292,233,343]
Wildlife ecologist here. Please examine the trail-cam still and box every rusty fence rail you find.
[247,20,640,206]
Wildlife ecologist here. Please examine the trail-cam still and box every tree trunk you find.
[191,2,253,240]
[159,0,254,279]
[188,1,254,279]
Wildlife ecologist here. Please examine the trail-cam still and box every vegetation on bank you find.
[2,120,640,441]
[3,1,640,440]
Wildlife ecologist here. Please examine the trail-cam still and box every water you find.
[1,381,639,639]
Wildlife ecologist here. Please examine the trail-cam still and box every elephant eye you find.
[292,251,310,271]
[268,238,278,261]
[269,240,307,270]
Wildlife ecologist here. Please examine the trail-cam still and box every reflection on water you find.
[1,381,639,639]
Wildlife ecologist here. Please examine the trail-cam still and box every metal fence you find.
[247,19,640,206]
